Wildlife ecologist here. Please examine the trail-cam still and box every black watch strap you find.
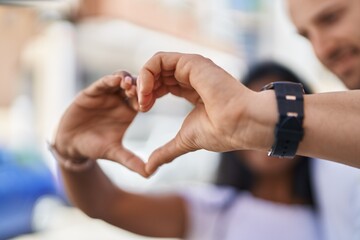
[262,82,304,158]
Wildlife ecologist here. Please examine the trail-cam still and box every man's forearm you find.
[246,89,360,167]
[298,90,360,167]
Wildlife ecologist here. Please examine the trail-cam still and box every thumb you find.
[145,134,196,176]
[105,145,149,178]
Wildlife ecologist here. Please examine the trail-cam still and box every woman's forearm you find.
[59,160,187,238]
[60,162,120,219]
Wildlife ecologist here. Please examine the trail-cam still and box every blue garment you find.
[0,148,56,240]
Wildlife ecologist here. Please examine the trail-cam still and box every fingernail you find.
[124,76,132,84]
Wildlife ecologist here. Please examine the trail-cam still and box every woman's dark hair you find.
[214,61,315,207]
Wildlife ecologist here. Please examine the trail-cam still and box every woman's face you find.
[239,76,299,176]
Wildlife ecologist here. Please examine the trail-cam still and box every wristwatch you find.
[261,82,305,158]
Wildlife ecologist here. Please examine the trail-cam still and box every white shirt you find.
[312,159,360,240]
[179,186,321,240]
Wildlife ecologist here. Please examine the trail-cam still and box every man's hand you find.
[54,72,148,177]
[136,52,275,176]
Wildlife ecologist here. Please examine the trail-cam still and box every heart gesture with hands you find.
[54,52,276,177]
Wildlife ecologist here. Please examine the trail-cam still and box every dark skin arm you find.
[60,163,187,238]
[54,73,187,238]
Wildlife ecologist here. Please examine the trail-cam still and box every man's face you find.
[288,0,360,90]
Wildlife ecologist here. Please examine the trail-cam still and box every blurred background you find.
[0,0,347,239]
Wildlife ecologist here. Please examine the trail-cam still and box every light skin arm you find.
[299,91,360,167]
[53,73,187,238]
[133,52,360,175]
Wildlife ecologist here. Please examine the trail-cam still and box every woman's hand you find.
[54,72,148,177]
